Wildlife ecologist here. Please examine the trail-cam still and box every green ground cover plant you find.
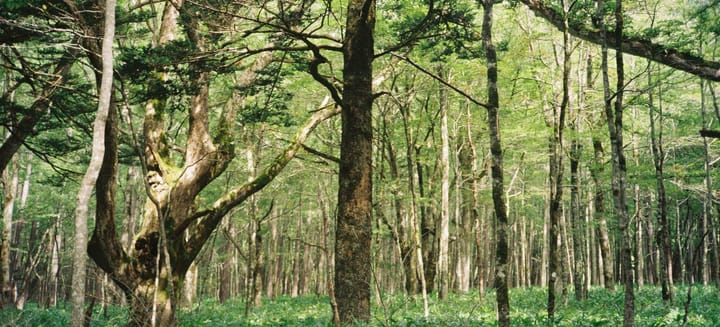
[0,286,717,326]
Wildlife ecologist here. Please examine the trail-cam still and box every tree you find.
[1,148,17,307]
[518,0,720,81]
[334,0,376,323]
[70,0,115,325]
[481,1,510,325]
[648,61,674,304]
[547,1,571,318]
[597,0,635,325]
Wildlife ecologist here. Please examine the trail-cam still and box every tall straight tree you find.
[547,0,570,318]
[438,66,451,300]
[598,0,634,325]
[334,0,375,324]
[1,150,17,307]
[70,0,115,324]
[648,61,673,304]
[481,0,509,325]
[570,49,588,301]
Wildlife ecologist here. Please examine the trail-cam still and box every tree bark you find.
[547,2,570,317]
[70,0,114,324]
[334,0,375,323]
[481,1,509,325]
[649,103,673,301]
[438,66,451,299]
[598,0,634,324]
[571,48,589,301]
[1,150,18,307]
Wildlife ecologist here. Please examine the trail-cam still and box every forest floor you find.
[2,285,718,326]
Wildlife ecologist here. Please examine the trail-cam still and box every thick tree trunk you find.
[482,1,509,325]
[334,0,375,323]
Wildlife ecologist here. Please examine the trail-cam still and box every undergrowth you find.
[1,285,717,326]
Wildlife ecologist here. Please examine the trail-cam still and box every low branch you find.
[700,129,720,139]
[301,144,340,164]
[391,53,488,109]
[177,106,340,271]
[519,0,720,81]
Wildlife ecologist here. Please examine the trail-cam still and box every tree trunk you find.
[438,66,451,299]
[1,150,18,307]
[121,167,141,251]
[700,79,713,286]
[599,0,635,324]
[70,0,114,324]
[334,0,375,323]
[548,1,570,316]
[182,261,198,308]
[458,106,479,293]
[380,113,418,294]
[219,220,235,304]
[632,104,644,289]
[481,1,509,325]
[399,102,430,316]
[647,60,673,304]
[571,48,589,301]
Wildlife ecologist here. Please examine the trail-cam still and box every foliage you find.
[1,286,718,326]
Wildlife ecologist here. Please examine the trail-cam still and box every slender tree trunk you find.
[699,79,714,286]
[707,84,720,286]
[633,105,644,289]
[458,106,479,293]
[571,48,589,301]
[399,102,429,316]
[1,151,18,307]
[71,1,114,324]
[219,220,235,303]
[598,0,634,324]
[334,0,375,323]
[438,66,451,299]
[591,139,614,291]
[481,1,509,325]
[548,1,571,316]
[648,61,674,304]
[380,113,418,294]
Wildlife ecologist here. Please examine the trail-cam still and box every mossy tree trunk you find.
[481,1,509,325]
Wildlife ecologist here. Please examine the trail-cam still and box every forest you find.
[1,0,719,326]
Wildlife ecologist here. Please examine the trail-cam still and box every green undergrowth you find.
[1,285,718,326]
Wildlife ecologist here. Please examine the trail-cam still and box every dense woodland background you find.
[1,0,720,326]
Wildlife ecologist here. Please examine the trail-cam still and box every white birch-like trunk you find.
[1,153,18,307]
[438,71,451,299]
[70,0,114,325]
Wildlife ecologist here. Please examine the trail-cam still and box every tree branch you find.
[519,0,720,81]
[176,106,340,272]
